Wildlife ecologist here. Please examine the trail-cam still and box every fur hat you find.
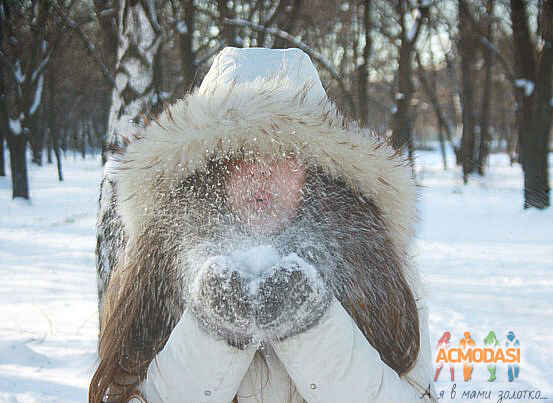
[110,47,417,265]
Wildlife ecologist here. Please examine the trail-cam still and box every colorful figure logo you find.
[434,330,521,383]
[434,331,454,382]
[484,331,499,382]
[505,331,520,382]
[459,331,476,381]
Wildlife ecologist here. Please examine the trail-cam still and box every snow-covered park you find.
[0,149,551,402]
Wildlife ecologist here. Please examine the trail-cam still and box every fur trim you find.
[109,77,416,265]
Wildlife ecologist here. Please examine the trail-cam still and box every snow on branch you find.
[480,37,515,83]
[144,0,161,32]
[9,115,23,135]
[98,7,115,17]
[29,75,44,116]
[30,54,51,83]
[514,79,535,97]
[406,19,419,42]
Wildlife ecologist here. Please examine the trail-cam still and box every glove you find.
[189,255,255,349]
[189,251,332,346]
[256,253,331,340]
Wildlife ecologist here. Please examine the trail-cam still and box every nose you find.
[249,189,272,209]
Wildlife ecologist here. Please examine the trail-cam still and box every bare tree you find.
[477,0,495,175]
[510,0,552,208]
[458,0,478,183]
[217,0,240,47]
[107,0,163,145]
[357,0,373,128]
[416,51,450,170]
[0,0,62,198]
[271,0,303,49]
[0,7,5,178]
[172,0,197,94]
[390,0,430,162]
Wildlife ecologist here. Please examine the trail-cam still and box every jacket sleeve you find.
[272,297,436,403]
[137,308,257,403]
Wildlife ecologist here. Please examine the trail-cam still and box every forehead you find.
[228,156,304,174]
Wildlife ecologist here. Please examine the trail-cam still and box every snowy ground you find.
[415,151,553,402]
[0,156,101,403]
[0,149,551,402]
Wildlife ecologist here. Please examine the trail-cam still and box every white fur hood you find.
[109,47,416,258]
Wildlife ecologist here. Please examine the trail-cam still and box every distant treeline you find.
[0,0,551,208]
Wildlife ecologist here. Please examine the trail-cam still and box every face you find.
[225,157,305,234]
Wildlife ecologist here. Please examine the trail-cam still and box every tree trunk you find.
[107,0,162,144]
[1,0,51,199]
[81,121,87,159]
[45,64,57,167]
[416,52,454,169]
[458,0,476,184]
[53,131,63,182]
[358,0,372,128]
[272,0,303,49]
[0,130,5,177]
[94,0,118,163]
[477,0,495,176]
[0,11,7,178]
[524,0,552,208]
[391,0,428,162]
[511,0,552,208]
[177,0,196,94]
[29,112,44,166]
[458,0,477,183]
[392,44,414,152]
[46,130,53,164]
[218,0,239,46]
[437,120,448,170]
[444,53,462,165]
[7,134,30,199]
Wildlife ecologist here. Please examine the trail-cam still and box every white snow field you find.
[0,149,551,402]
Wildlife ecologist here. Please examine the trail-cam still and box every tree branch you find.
[479,37,515,83]
[53,3,115,87]
[194,41,225,68]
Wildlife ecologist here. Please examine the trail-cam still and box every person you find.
[225,156,306,235]
[483,331,499,382]
[434,331,454,382]
[91,47,437,403]
[505,331,520,382]
[459,331,476,382]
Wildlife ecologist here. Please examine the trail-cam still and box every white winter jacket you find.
[116,47,436,403]
[137,298,436,403]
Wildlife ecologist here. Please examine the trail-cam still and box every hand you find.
[255,254,331,340]
[189,256,255,349]
[189,253,332,347]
